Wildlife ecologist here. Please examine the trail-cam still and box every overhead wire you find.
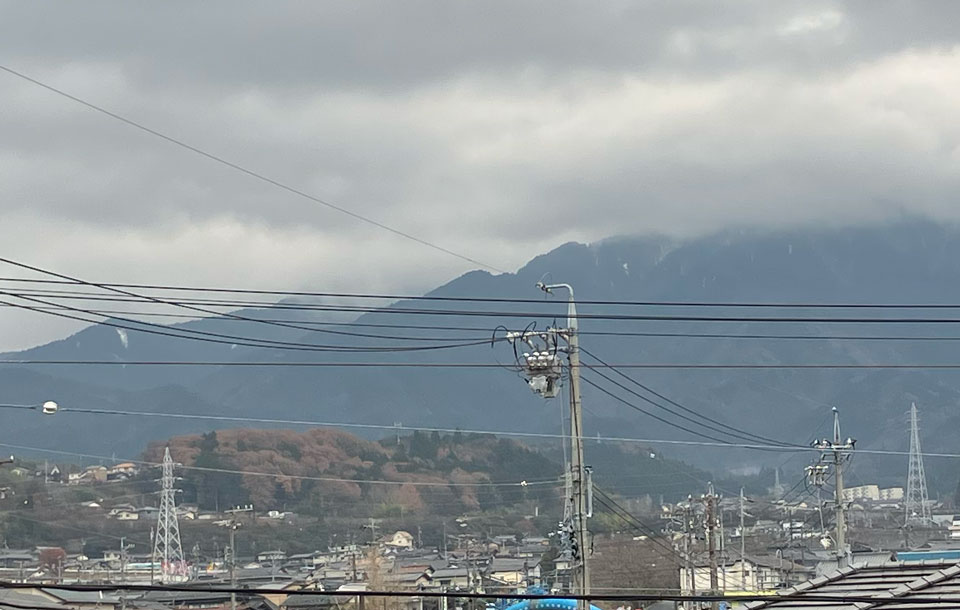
[580,347,800,448]
[14,277,960,323]
[15,358,960,371]
[0,259,510,349]
[580,373,803,451]
[589,486,689,565]
[0,442,558,489]
[6,301,960,342]
[12,581,960,604]
[0,65,505,274]
[0,402,957,459]
[0,291,497,354]
[11,276,960,309]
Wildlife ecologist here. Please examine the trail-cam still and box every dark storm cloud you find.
[2,0,960,350]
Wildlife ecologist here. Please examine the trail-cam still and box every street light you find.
[502,281,591,603]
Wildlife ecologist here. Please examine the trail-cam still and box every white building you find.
[679,555,812,595]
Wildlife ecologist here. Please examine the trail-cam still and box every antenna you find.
[905,403,932,526]
[152,447,185,582]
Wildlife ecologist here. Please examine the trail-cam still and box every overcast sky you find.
[2,1,960,350]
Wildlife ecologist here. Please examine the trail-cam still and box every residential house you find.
[109,503,137,516]
[486,556,541,588]
[680,555,812,596]
[382,530,415,550]
[745,559,960,610]
[81,465,108,483]
[430,567,479,590]
[259,550,288,564]
[106,462,139,481]
[0,549,36,568]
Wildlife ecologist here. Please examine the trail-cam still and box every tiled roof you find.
[746,560,960,610]
[0,589,65,610]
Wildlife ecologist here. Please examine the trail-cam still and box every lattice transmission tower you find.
[905,402,932,526]
[152,446,185,581]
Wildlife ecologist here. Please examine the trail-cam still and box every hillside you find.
[144,428,714,515]
[6,219,960,494]
[147,428,562,517]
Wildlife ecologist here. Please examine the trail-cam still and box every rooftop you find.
[746,560,960,610]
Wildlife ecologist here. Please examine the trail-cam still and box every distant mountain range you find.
[6,218,960,496]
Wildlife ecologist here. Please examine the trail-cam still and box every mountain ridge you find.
[5,218,960,493]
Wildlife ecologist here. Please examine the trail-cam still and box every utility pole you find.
[807,407,855,567]
[739,488,746,591]
[703,486,719,610]
[681,500,695,597]
[149,527,155,585]
[223,504,252,610]
[504,281,590,604]
[228,523,238,610]
[119,537,127,585]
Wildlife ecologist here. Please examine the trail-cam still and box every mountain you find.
[6,218,960,495]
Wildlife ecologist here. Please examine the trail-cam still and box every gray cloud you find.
[2,1,960,350]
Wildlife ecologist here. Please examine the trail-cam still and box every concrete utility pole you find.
[228,523,239,610]
[703,486,719,610]
[120,537,127,585]
[808,407,854,567]
[223,504,252,610]
[739,488,746,591]
[504,281,591,604]
[682,502,695,597]
[558,282,591,602]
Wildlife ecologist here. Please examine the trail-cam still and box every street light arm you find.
[537,283,577,331]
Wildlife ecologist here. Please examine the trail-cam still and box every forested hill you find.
[144,428,714,515]
[147,428,561,517]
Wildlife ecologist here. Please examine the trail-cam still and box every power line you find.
[580,347,796,448]
[12,359,960,369]
[11,276,960,309]
[0,401,802,456]
[2,403,959,459]
[14,580,948,604]
[0,259,509,348]
[11,299,960,343]
[580,351,796,448]
[580,372,749,446]
[592,495,683,561]
[0,291,497,354]
[17,281,960,323]
[0,442,558,488]
[0,65,505,274]
[581,373,802,455]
